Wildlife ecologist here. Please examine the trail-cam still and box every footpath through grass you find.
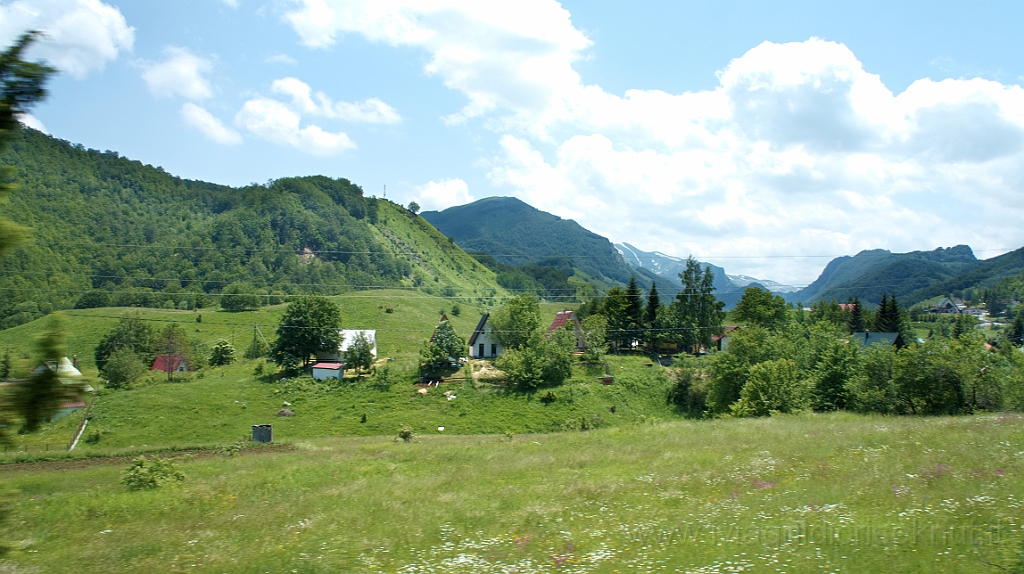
[1,413,1021,572]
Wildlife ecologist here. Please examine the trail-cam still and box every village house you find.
[151,354,189,374]
[468,313,503,359]
[546,310,586,352]
[712,325,740,352]
[316,329,377,362]
[927,297,983,317]
[849,331,905,349]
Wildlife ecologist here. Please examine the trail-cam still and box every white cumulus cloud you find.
[284,0,588,130]
[181,103,241,145]
[141,47,214,100]
[284,2,1024,284]
[413,178,473,211]
[234,97,355,156]
[271,77,400,123]
[0,0,134,78]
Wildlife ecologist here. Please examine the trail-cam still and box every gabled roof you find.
[311,362,344,370]
[712,325,740,343]
[429,315,450,343]
[468,313,489,346]
[547,310,586,350]
[547,310,576,333]
[850,331,903,348]
[151,354,187,373]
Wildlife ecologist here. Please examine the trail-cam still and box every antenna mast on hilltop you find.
[383,184,387,199]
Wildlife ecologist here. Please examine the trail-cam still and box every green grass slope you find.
[2,355,673,454]
[2,413,1021,572]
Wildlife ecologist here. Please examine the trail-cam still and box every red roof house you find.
[151,354,189,374]
[547,310,586,352]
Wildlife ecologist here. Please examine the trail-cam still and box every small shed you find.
[151,354,189,374]
[311,362,344,380]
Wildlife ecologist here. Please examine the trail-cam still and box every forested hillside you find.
[791,245,978,305]
[0,128,504,328]
[422,197,632,283]
[422,196,695,304]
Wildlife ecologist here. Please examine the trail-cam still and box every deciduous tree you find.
[273,296,342,368]
[490,294,540,351]
[346,331,375,376]
[733,287,789,330]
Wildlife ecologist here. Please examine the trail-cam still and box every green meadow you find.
[2,413,1022,572]
[1,298,1023,573]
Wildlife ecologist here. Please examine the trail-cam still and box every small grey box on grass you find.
[252,424,272,443]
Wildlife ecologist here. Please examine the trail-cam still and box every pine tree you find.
[874,293,895,332]
[644,283,661,349]
[847,295,865,333]
[670,257,725,353]
[624,276,644,350]
[603,287,630,352]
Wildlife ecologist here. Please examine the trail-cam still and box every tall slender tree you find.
[624,276,644,350]
[670,257,725,353]
[644,283,662,349]
[846,295,865,333]
[603,287,630,352]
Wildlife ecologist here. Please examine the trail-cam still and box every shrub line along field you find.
[1,413,1021,572]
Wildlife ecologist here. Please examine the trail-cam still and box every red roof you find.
[311,362,344,370]
[547,310,576,333]
[711,325,740,342]
[150,354,186,373]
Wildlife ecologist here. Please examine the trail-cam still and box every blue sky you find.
[3,0,1023,285]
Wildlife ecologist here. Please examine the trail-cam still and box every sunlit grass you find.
[2,413,1021,572]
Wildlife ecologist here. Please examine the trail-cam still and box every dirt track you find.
[0,443,298,473]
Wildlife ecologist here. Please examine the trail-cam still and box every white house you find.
[316,329,377,362]
[468,313,503,359]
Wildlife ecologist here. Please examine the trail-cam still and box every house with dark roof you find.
[468,313,503,359]
[712,325,740,352]
[850,331,904,349]
[546,310,586,352]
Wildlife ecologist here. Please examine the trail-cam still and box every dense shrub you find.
[732,358,808,417]
[121,456,184,490]
[102,348,148,389]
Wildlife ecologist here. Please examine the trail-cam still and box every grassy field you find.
[1,354,675,455]
[1,413,1021,572]
[0,288,492,377]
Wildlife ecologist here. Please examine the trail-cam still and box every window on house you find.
[491,343,497,356]
[479,343,484,357]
